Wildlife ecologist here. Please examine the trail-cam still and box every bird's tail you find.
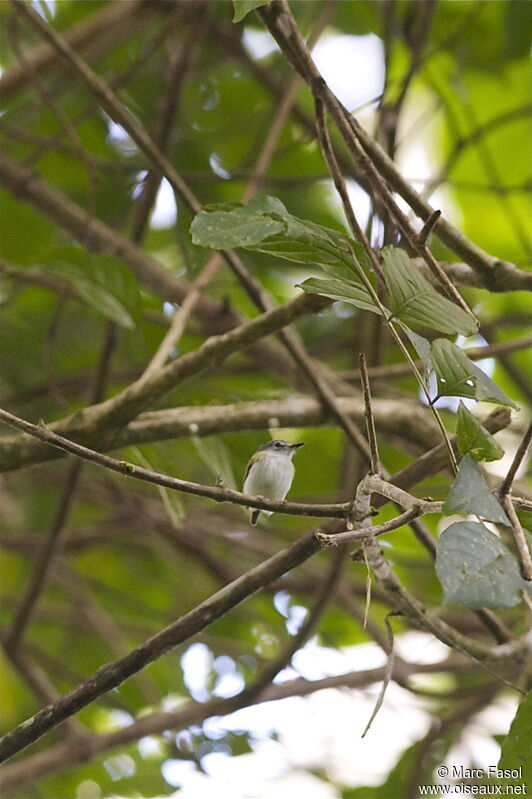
[250,509,260,525]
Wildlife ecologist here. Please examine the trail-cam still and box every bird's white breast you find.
[243,455,295,501]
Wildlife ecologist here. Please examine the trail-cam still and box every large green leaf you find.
[456,401,504,461]
[190,196,368,274]
[381,247,478,335]
[443,454,509,523]
[436,521,524,609]
[430,338,519,408]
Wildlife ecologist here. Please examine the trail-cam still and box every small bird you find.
[243,440,305,525]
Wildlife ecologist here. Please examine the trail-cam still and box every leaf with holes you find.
[430,338,519,408]
[443,454,509,523]
[381,247,477,335]
[436,521,524,609]
[456,402,504,461]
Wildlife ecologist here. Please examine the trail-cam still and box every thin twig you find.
[499,421,532,497]
[501,494,532,582]
[313,99,457,470]
[361,613,396,737]
[317,506,437,546]
[358,353,380,475]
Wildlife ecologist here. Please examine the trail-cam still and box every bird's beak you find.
[291,442,305,450]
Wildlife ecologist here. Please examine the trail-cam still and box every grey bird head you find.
[258,440,305,457]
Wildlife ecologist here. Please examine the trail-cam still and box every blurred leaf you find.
[504,1,532,60]
[518,511,532,533]
[498,690,532,783]
[129,446,186,528]
[430,338,520,408]
[382,247,478,335]
[436,521,524,609]
[456,401,505,461]
[31,248,140,328]
[192,435,237,491]
[443,454,509,523]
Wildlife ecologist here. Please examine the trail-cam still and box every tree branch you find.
[257,1,532,293]
[0,656,476,792]
[0,395,440,473]
[0,406,350,520]
[0,531,321,763]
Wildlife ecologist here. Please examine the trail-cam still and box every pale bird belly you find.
[244,459,294,501]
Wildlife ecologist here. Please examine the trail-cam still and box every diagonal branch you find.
[0,530,322,763]
[257,1,532,293]
[0,656,476,792]
[12,0,373,462]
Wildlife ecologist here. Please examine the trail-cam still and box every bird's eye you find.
[274,442,282,448]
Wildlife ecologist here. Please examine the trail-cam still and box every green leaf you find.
[34,249,140,329]
[443,454,509,523]
[498,691,532,784]
[456,401,504,461]
[430,338,519,408]
[190,208,285,249]
[381,247,478,335]
[251,235,348,269]
[297,276,382,315]
[191,196,364,272]
[232,0,270,23]
[436,521,524,609]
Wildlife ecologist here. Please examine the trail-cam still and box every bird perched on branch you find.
[243,440,304,525]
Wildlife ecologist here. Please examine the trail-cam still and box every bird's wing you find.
[243,458,254,484]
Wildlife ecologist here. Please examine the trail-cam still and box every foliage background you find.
[0,1,530,797]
